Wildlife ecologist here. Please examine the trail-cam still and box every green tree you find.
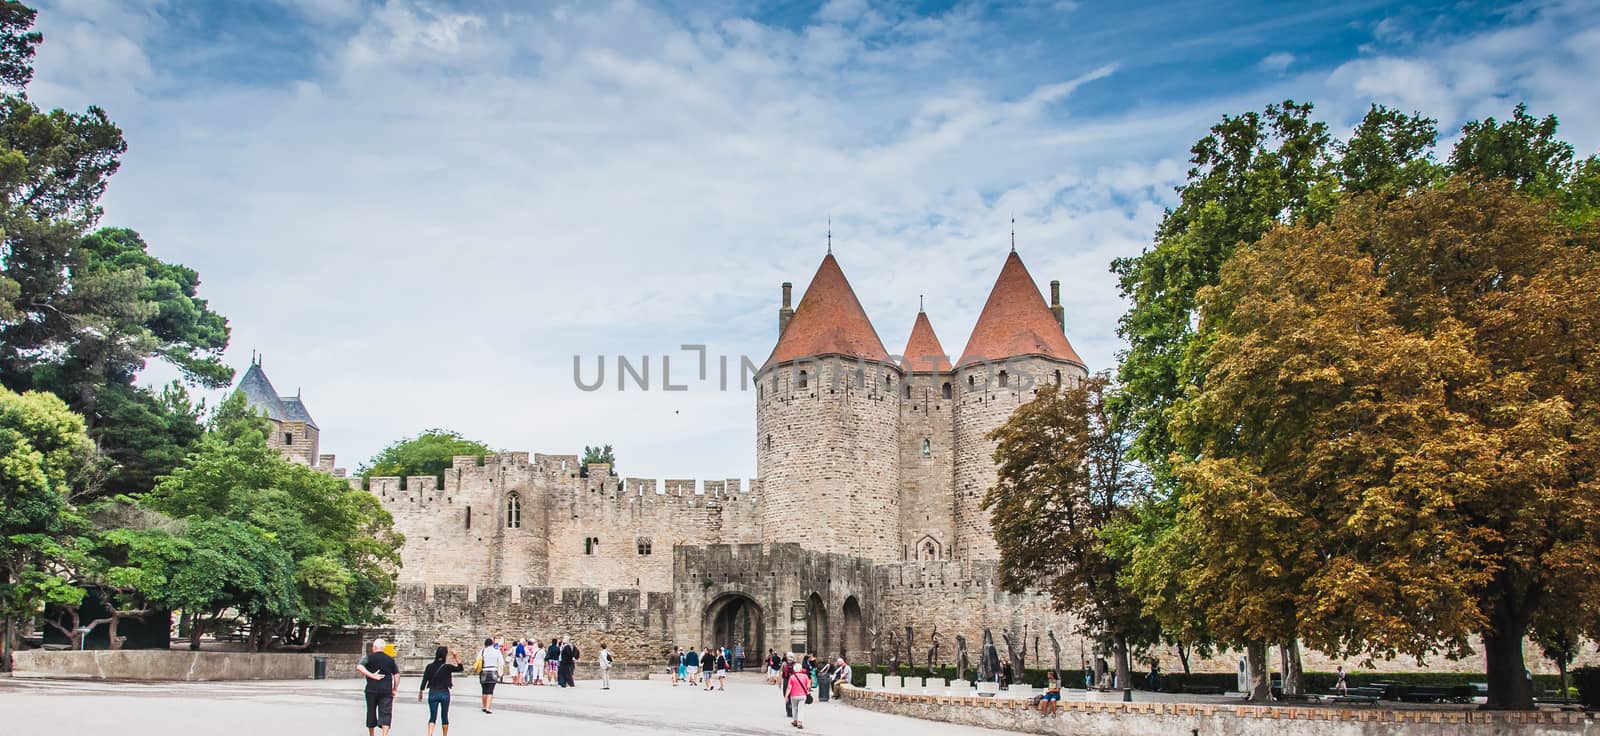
[145,414,401,650]
[360,429,492,481]
[0,386,93,663]
[984,374,1149,688]
[1174,179,1600,710]
[581,443,614,473]
[0,6,225,503]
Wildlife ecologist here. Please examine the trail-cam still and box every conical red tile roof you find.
[900,311,952,372]
[956,252,1086,369]
[763,254,890,370]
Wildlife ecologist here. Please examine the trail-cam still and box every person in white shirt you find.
[598,643,614,690]
[833,658,852,698]
[475,637,505,713]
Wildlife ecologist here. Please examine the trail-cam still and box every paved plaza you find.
[1,674,1013,736]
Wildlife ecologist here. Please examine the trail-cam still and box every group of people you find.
[354,635,615,736]
[490,636,587,690]
[667,645,733,689]
[766,650,852,730]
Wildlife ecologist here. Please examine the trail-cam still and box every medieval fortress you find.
[240,250,1546,675]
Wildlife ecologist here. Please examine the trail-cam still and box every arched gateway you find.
[704,593,764,655]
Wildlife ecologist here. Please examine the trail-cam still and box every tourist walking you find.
[703,648,718,691]
[766,650,781,684]
[780,653,795,717]
[669,647,683,686]
[530,640,547,685]
[684,646,701,686]
[599,643,614,690]
[512,639,527,685]
[558,637,579,687]
[713,648,729,691]
[475,637,504,713]
[1335,665,1348,696]
[734,641,745,672]
[356,638,401,736]
[545,638,560,684]
[787,658,812,730]
[419,646,464,736]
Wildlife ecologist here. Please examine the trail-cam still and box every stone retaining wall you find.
[839,686,1595,735]
[11,650,363,681]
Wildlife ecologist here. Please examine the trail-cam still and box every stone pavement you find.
[0,672,1014,736]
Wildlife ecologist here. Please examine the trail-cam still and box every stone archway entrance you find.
[841,595,864,661]
[805,592,829,656]
[704,593,763,655]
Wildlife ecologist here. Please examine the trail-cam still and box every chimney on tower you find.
[778,282,795,335]
[1049,280,1064,332]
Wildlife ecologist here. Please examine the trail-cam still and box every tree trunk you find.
[1176,639,1191,675]
[1482,604,1534,710]
[1246,640,1272,703]
[188,613,206,651]
[1281,640,1304,696]
[1112,633,1132,691]
[1557,659,1568,701]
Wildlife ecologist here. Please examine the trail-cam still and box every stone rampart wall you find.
[840,686,1594,735]
[10,650,362,681]
[389,583,672,663]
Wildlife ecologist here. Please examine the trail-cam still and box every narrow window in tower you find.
[925,542,936,559]
[584,538,592,555]
[798,370,808,389]
[1054,369,1062,384]
[922,438,932,458]
[967,375,975,388]
[941,382,952,399]
[884,375,891,392]
[998,370,1009,387]
[284,433,294,445]
[465,506,472,530]
[766,434,773,450]
[637,537,652,555]
[506,494,521,529]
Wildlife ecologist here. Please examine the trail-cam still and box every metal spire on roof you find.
[827,216,832,254]
[1011,214,1016,253]
[919,294,924,312]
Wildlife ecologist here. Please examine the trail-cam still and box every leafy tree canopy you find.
[581,443,614,472]
[0,386,93,658]
[360,429,493,480]
[1168,179,1600,709]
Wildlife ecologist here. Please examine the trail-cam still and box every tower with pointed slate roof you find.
[235,356,330,469]
[760,248,1087,564]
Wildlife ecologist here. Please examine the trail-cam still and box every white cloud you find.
[1258,52,1295,73]
[21,0,1600,481]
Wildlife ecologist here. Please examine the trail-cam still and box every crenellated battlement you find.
[391,582,674,661]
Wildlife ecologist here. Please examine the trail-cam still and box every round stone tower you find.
[755,254,902,562]
[952,251,1089,561]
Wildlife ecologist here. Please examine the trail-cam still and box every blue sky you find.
[27,0,1600,480]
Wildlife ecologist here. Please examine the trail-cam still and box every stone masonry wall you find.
[389,583,673,664]
[756,358,901,561]
[953,357,1088,561]
[374,453,759,592]
[900,371,956,562]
